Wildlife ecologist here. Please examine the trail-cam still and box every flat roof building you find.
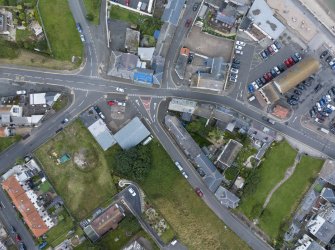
[88,119,116,151]
[273,57,320,94]
[307,215,335,244]
[168,98,197,114]
[138,47,155,61]
[114,117,150,150]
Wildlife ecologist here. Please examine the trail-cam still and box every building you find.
[84,203,125,242]
[247,0,286,40]
[0,9,12,37]
[161,0,186,26]
[2,175,53,237]
[191,57,227,92]
[29,92,61,106]
[0,104,43,126]
[214,186,240,208]
[180,47,190,56]
[295,234,325,250]
[319,160,335,186]
[165,115,224,192]
[258,83,280,104]
[107,51,139,79]
[307,215,335,245]
[321,188,335,204]
[168,98,197,114]
[125,28,140,54]
[133,68,154,85]
[122,238,149,250]
[138,47,155,61]
[273,57,320,94]
[30,21,43,37]
[114,117,151,150]
[234,176,245,189]
[215,139,243,169]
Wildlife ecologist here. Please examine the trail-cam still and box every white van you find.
[320,128,330,134]
[248,96,256,102]
[142,135,153,145]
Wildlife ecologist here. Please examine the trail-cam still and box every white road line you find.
[78,99,85,107]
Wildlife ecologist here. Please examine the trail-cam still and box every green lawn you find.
[137,140,249,250]
[0,135,21,153]
[45,210,74,247]
[35,120,117,220]
[259,156,324,242]
[110,6,162,36]
[83,0,101,24]
[39,0,83,61]
[0,39,19,59]
[239,141,297,219]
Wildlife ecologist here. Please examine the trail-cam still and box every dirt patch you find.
[0,50,77,70]
[74,149,88,169]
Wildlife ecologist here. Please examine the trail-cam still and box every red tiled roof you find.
[2,176,49,238]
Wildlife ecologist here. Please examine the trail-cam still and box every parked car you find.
[187,53,194,64]
[236,41,246,46]
[273,66,280,75]
[185,18,192,28]
[76,23,82,33]
[329,59,335,66]
[251,81,259,90]
[16,90,26,95]
[288,99,298,105]
[267,45,275,55]
[230,73,237,79]
[15,234,21,242]
[310,109,316,118]
[128,188,136,196]
[233,58,240,64]
[294,89,302,95]
[231,63,240,69]
[229,77,237,83]
[326,56,333,63]
[195,187,203,197]
[19,243,26,250]
[235,50,243,55]
[235,45,243,50]
[182,172,188,179]
[278,63,286,72]
[248,84,254,93]
[61,118,69,124]
[291,55,299,63]
[294,52,302,61]
[107,100,117,106]
[296,84,305,91]
[314,83,322,93]
[271,44,278,53]
[10,226,16,234]
[231,68,239,74]
[270,68,277,77]
[274,40,282,49]
[291,95,300,101]
[260,77,266,85]
[80,34,85,42]
[320,50,328,59]
[193,2,200,11]
[116,87,124,93]
[260,50,268,59]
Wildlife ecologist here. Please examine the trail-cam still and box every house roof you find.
[216,12,236,26]
[248,0,286,39]
[107,51,139,79]
[259,83,280,104]
[216,139,243,168]
[133,68,154,84]
[138,47,155,61]
[2,176,49,238]
[274,57,320,94]
[114,117,151,150]
[125,28,140,54]
[168,98,197,114]
[161,0,186,26]
[307,215,335,244]
[88,119,116,151]
[319,160,335,186]
[215,186,240,208]
[321,188,335,204]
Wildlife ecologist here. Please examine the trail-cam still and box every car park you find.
[193,2,200,11]
[320,50,328,59]
[236,41,246,46]
[235,50,243,55]
[235,45,243,50]
[195,187,203,197]
[231,68,239,74]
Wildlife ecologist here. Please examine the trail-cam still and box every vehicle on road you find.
[262,116,276,125]
[80,34,85,42]
[19,242,26,250]
[10,226,16,234]
[320,50,328,59]
[236,41,246,46]
[195,187,203,197]
[128,188,136,196]
[182,172,188,179]
[16,90,26,95]
[175,161,183,171]
[61,118,69,124]
[193,2,200,11]
[76,23,82,33]
[326,56,333,63]
[185,18,192,28]
[320,128,330,134]
[235,49,243,55]
[142,135,153,145]
[15,234,21,242]
[116,87,124,93]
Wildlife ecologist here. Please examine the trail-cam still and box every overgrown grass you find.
[138,140,249,249]
[0,135,21,153]
[239,141,297,219]
[259,156,324,242]
[0,40,19,59]
[52,95,68,112]
[35,120,116,220]
[83,0,101,24]
[110,5,162,36]
[39,0,83,61]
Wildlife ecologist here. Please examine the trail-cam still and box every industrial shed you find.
[273,57,320,94]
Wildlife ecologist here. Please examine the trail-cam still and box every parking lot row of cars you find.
[248,52,302,93]
[260,41,281,60]
[309,87,335,125]
[76,23,85,42]
[320,50,335,72]
[229,40,246,83]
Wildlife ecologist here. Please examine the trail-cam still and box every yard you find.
[0,40,19,59]
[83,0,101,24]
[239,141,297,218]
[258,156,324,243]
[0,135,21,153]
[110,5,162,36]
[39,0,83,61]
[138,140,249,249]
[34,120,117,220]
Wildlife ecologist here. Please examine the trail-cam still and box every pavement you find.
[0,0,335,249]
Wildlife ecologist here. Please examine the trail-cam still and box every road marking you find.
[292,116,297,123]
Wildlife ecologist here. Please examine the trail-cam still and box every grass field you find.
[0,135,21,153]
[0,40,19,59]
[83,0,101,24]
[259,156,324,241]
[35,120,117,220]
[239,141,297,218]
[39,0,83,61]
[138,140,249,250]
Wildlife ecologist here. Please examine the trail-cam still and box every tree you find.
[114,145,152,181]
[186,119,204,134]
[208,127,224,141]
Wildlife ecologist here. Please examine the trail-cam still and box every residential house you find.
[306,214,335,245]
[215,139,243,169]
[215,186,240,208]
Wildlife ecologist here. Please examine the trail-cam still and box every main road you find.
[0,0,333,249]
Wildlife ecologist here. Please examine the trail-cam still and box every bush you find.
[86,13,94,21]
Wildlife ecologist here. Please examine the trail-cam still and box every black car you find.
[303,80,312,87]
[294,89,302,95]
[313,106,318,113]
[296,84,305,91]
[291,55,299,63]
[260,51,268,59]
[274,40,282,49]
[291,95,300,101]
[331,86,335,95]
[326,56,333,63]
[288,99,298,105]
[260,77,266,85]
[314,83,322,93]
[187,54,194,64]
[320,50,328,59]
[277,63,286,72]
[231,63,240,69]
[94,106,101,113]
[193,2,200,11]
[233,58,240,64]
[270,69,277,77]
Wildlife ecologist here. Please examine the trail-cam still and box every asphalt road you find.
[0,0,334,249]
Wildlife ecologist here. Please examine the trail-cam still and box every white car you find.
[327,104,335,111]
[329,59,335,66]
[116,87,125,93]
[235,50,243,55]
[271,44,278,53]
[273,66,280,75]
[128,188,136,197]
[117,102,126,107]
[175,161,183,172]
[80,34,85,42]
[236,41,246,46]
[325,95,331,103]
[251,81,259,90]
[182,172,188,179]
[231,68,239,74]
[316,102,322,111]
[16,90,26,95]
[98,112,105,120]
[235,45,243,50]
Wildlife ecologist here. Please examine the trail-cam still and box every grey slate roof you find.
[83,225,100,242]
[215,186,240,208]
[314,220,335,244]
[161,0,185,26]
[114,117,150,150]
[321,188,335,204]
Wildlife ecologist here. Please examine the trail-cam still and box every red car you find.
[185,18,192,28]
[195,187,203,197]
[15,234,21,242]
[107,101,116,106]
[267,46,274,55]
[263,72,272,82]
[284,57,295,67]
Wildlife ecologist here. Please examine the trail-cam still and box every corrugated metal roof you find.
[88,119,116,151]
[274,57,320,94]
